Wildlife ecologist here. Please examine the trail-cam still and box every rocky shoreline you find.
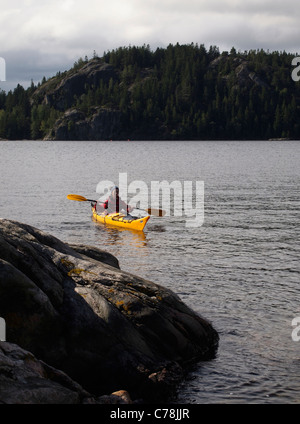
[0,219,219,404]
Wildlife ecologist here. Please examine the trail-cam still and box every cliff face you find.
[45,107,122,140]
[32,59,124,141]
[44,107,168,141]
[0,219,219,403]
[32,59,117,111]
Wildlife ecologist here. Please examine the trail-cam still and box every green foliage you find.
[0,84,31,139]
[1,44,300,140]
[30,104,60,139]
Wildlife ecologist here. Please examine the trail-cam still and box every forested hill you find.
[1,44,300,140]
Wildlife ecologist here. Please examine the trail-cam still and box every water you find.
[0,139,299,404]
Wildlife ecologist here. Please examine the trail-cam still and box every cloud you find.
[1,0,300,91]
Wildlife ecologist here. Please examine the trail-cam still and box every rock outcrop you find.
[235,62,270,89]
[210,56,270,89]
[0,219,219,403]
[45,107,122,141]
[32,59,117,111]
[0,342,132,404]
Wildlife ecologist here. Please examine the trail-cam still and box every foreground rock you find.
[0,219,218,403]
[0,342,132,404]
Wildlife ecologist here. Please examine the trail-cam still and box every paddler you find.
[93,186,133,215]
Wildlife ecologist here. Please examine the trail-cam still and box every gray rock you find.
[45,107,122,141]
[235,62,270,89]
[0,341,132,404]
[67,243,120,269]
[33,59,117,111]
[0,341,88,404]
[0,219,218,402]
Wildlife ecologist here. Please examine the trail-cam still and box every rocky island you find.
[1,44,299,141]
[0,219,219,404]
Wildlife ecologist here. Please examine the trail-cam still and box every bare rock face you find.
[0,219,219,402]
[33,59,117,111]
[46,107,122,141]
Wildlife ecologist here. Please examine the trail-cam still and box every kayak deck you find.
[92,209,150,231]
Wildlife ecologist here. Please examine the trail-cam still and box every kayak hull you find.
[92,210,150,231]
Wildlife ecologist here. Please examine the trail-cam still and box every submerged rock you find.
[0,219,219,402]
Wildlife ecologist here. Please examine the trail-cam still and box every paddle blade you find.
[67,194,88,202]
[145,208,166,217]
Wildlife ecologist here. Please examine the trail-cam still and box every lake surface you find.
[0,139,299,404]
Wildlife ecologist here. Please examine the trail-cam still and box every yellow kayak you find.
[92,209,150,231]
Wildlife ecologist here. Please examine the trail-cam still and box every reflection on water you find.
[91,221,153,277]
[92,219,148,248]
[149,224,167,233]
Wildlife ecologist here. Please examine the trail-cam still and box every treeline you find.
[1,43,300,140]
[0,83,60,139]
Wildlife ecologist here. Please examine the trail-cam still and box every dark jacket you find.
[96,194,130,214]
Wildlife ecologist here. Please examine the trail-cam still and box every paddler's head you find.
[111,186,119,197]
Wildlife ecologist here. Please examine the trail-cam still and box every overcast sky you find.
[1,0,300,91]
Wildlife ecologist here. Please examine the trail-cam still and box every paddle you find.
[67,194,166,217]
[67,194,97,202]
